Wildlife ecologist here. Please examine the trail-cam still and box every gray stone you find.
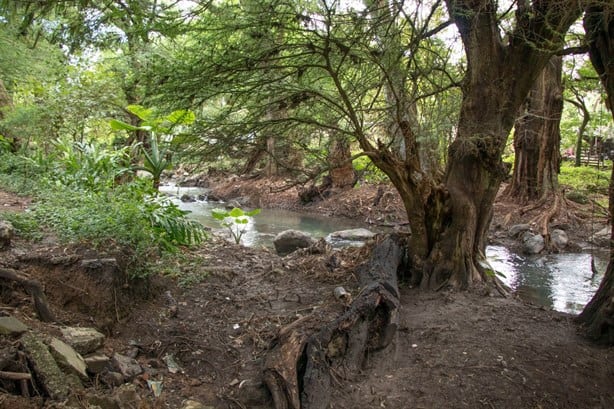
[20,332,72,399]
[521,232,545,255]
[84,353,111,374]
[181,400,215,409]
[61,327,105,355]
[100,371,124,387]
[550,229,569,250]
[181,194,197,202]
[0,220,14,249]
[49,337,88,380]
[273,230,316,256]
[328,228,376,241]
[113,384,142,409]
[111,353,142,380]
[0,316,28,336]
[508,224,531,238]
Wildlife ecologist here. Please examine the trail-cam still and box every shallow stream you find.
[161,185,607,315]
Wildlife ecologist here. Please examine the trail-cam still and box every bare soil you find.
[0,180,612,409]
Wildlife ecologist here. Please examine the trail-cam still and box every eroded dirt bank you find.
[1,182,613,409]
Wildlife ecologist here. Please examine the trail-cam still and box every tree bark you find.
[263,234,405,409]
[506,57,563,202]
[414,0,581,290]
[578,2,614,345]
[328,137,355,189]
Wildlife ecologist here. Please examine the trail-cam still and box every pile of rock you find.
[0,317,210,409]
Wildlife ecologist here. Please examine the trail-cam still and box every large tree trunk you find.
[328,137,355,189]
[416,0,581,289]
[346,0,580,290]
[578,3,614,345]
[506,57,563,202]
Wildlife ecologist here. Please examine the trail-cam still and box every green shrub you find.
[0,211,43,241]
[559,162,610,194]
[0,150,207,278]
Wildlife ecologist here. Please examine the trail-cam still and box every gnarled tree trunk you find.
[506,57,563,202]
[414,0,581,290]
[578,2,614,345]
[264,234,405,409]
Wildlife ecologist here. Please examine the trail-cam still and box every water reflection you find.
[486,246,607,314]
[159,184,367,247]
[161,185,608,315]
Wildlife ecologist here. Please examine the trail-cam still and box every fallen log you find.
[0,267,55,322]
[263,234,406,409]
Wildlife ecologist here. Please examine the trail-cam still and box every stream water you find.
[161,185,607,315]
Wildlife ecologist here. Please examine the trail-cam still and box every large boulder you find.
[508,224,530,238]
[550,229,569,250]
[328,228,376,241]
[521,231,545,255]
[273,230,316,256]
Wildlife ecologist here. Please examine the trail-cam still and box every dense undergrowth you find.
[0,142,206,278]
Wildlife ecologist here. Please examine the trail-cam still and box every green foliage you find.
[50,138,132,191]
[559,162,610,195]
[0,150,207,278]
[352,155,388,183]
[0,212,43,241]
[211,207,261,244]
[0,135,11,153]
[110,104,195,189]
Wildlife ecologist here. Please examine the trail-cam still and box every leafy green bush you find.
[0,150,207,278]
[51,138,132,191]
[0,211,43,241]
[559,162,610,194]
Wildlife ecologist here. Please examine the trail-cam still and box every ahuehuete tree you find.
[578,1,614,344]
[506,56,563,205]
[157,0,580,290]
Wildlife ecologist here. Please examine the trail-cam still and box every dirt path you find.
[1,185,613,409]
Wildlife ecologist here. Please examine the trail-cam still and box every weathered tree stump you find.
[0,268,55,322]
[263,234,406,409]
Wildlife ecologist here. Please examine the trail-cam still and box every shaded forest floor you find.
[0,178,613,409]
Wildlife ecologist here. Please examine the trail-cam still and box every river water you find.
[161,185,607,314]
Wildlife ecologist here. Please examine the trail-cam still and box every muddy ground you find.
[0,179,613,409]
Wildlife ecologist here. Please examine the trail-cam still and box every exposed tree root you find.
[263,234,405,409]
[502,189,605,251]
[0,267,55,322]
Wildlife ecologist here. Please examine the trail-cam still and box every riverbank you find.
[0,184,612,408]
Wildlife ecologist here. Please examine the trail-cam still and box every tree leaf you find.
[126,104,155,121]
[228,207,245,218]
[109,119,141,131]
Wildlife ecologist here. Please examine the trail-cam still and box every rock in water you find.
[273,230,316,256]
